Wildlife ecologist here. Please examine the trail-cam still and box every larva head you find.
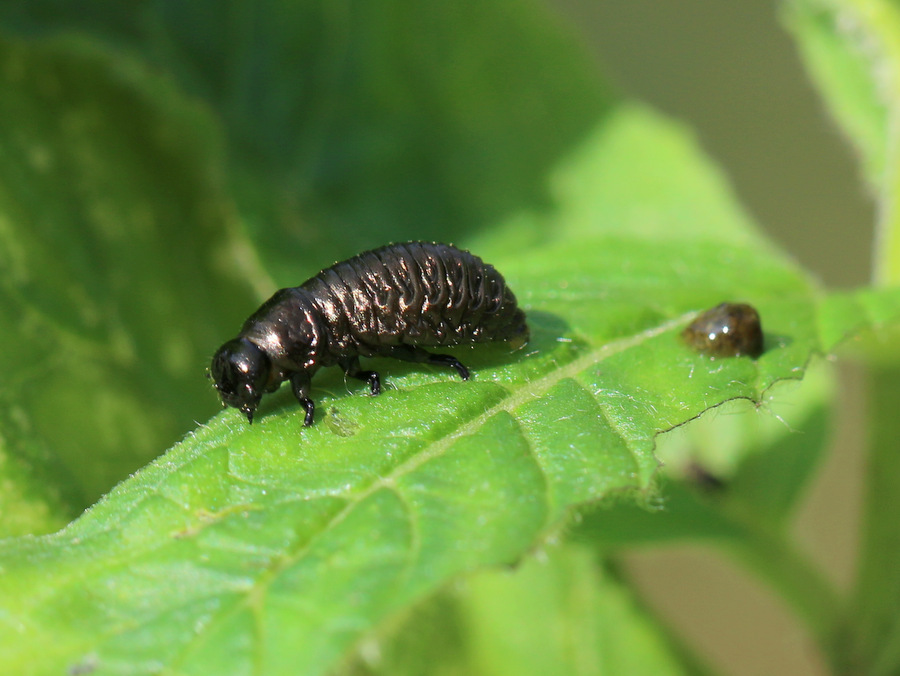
[210,338,271,423]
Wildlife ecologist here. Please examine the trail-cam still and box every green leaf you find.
[843,366,900,674]
[0,0,615,285]
[570,363,841,643]
[0,34,261,532]
[338,544,704,676]
[575,359,835,541]
[663,360,834,526]
[783,0,890,188]
[784,0,900,281]
[785,6,900,670]
[455,546,701,676]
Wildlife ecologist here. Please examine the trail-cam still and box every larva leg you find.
[388,345,470,380]
[290,372,316,426]
[339,356,381,395]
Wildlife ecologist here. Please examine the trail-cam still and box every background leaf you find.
[785,0,900,282]
[783,0,890,188]
[0,0,615,283]
[845,367,900,674]
[0,34,260,533]
[337,543,706,676]
[786,1,900,672]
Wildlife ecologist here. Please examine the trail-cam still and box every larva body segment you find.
[210,242,528,426]
[303,242,525,353]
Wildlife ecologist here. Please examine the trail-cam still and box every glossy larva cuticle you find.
[210,242,529,426]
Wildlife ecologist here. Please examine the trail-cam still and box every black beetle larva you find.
[681,302,763,358]
[210,242,529,426]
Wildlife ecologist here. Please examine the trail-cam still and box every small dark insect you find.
[67,655,98,676]
[683,461,727,493]
[681,302,763,358]
[210,242,528,426]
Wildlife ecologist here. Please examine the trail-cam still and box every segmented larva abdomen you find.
[301,242,526,353]
[211,241,529,426]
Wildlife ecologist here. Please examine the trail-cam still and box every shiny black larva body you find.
[210,242,529,426]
